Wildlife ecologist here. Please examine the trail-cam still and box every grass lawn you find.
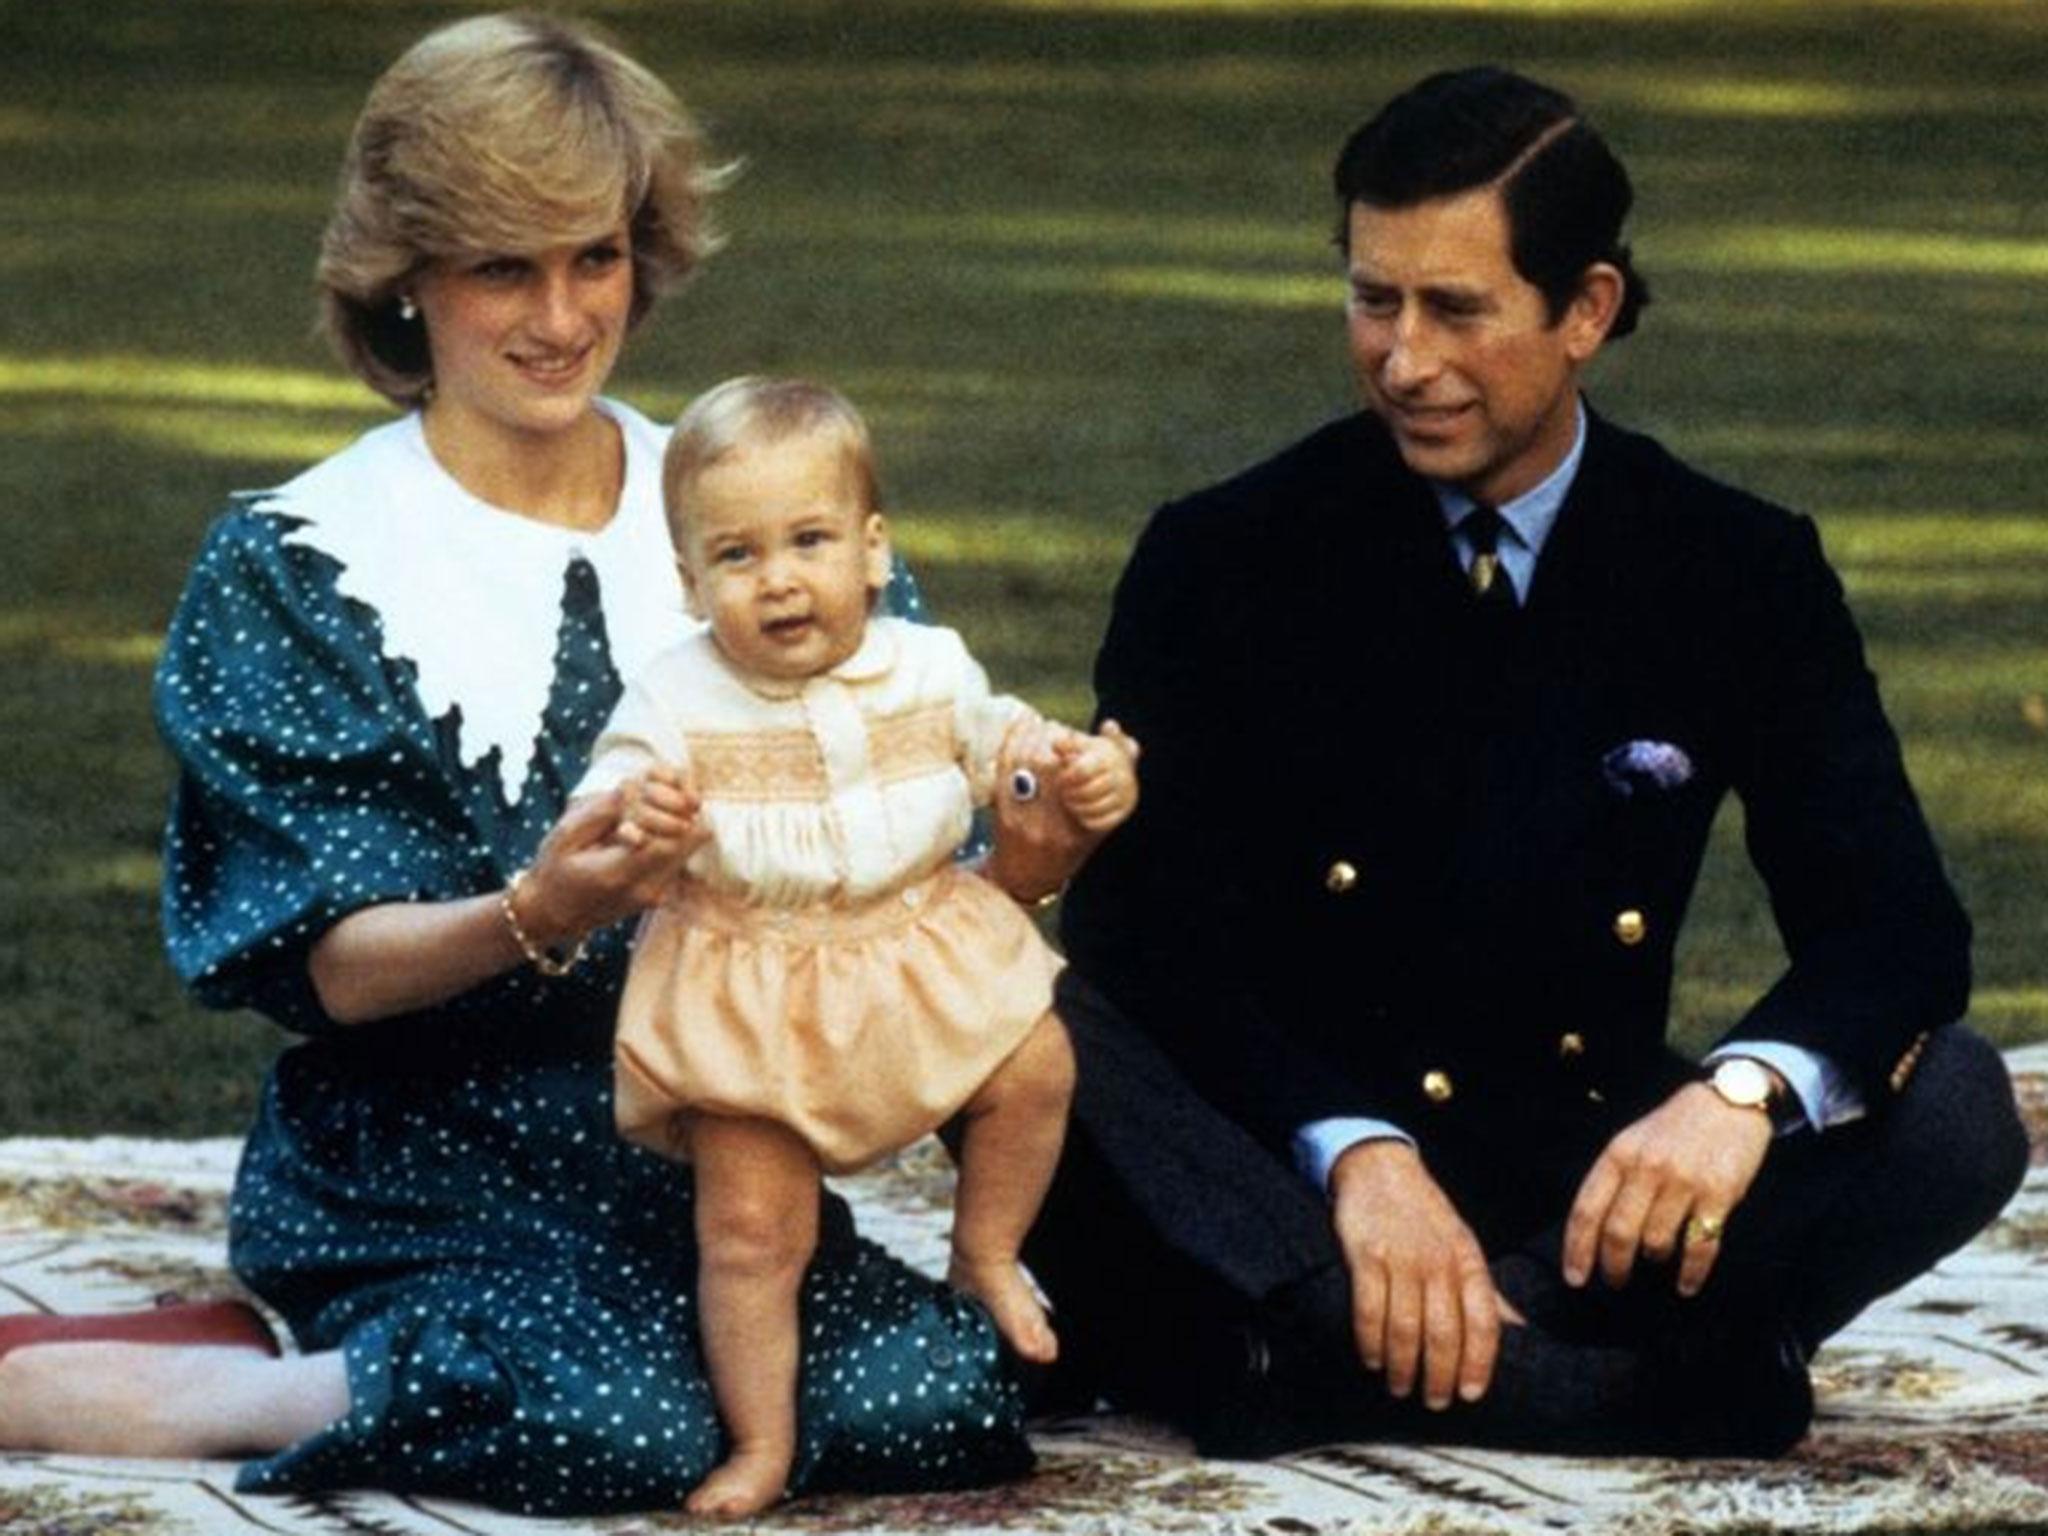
[0,0,2042,1135]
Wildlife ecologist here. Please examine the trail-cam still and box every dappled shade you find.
[0,0,2042,1131]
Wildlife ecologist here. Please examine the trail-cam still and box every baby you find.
[576,376,1138,1516]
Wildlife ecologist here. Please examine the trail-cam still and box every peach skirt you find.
[614,866,1062,1174]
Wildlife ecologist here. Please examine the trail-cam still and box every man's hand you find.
[1563,1080,1774,1298]
[1329,1139,1520,1409]
[987,715,1099,901]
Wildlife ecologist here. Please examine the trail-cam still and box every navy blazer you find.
[1061,408,1968,1208]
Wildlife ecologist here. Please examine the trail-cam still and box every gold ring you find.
[1686,1212,1725,1245]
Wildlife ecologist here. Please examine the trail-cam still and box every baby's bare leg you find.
[949,1011,1075,1364]
[687,1116,820,1519]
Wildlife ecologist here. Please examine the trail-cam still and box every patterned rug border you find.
[0,1044,2040,1535]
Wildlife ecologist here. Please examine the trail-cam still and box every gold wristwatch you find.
[1705,1056,1800,1134]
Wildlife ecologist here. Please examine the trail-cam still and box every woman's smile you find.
[509,338,598,387]
[413,227,635,454]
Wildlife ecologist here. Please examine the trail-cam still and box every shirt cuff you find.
[1294,1116,1416,1196]
[1705,1041,1865,1133]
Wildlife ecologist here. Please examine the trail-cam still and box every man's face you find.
[1345,188,1608,506]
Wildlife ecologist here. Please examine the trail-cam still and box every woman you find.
[0,13,1050,1515]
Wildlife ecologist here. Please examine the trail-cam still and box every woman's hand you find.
[309,769,702,1025]
[613,763,707,853]
[514,766,704,947]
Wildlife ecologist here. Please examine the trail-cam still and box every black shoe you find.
[1184,1323,1344,1459]
[1641,1316,1813,1458]
[1012,1344,1100,1423]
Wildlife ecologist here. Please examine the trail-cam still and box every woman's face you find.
[412,225,635,449]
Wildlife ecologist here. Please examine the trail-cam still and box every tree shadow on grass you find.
[0,0,2041,1129]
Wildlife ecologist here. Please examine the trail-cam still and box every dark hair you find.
[1333,66,1648,339]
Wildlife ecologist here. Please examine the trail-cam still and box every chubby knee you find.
[698,1188,817,1284]
[998,1012,1078,1116]
[1899,1026,2031,1229]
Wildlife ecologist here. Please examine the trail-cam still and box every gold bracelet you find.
[500,868,589,978]
[1015,884,1063,913]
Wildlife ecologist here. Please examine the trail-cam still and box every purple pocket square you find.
[1602,739,1695,797]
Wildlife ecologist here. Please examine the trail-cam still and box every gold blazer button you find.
[1612,909,1648,946]
[1558,1032,1586,1060]
[1422,1069,1455,1104]
[1325,859,1360,894]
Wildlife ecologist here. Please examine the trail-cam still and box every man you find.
[1025,67,2027,1457]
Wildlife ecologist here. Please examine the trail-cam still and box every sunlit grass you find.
[1569,68,2048,120]
[1607,78,1930,120]
[2,0,2042,1133]
[1678,428,2045,466]
[1679,982,2048,1035]
[1000,0,2040,14]
[792,208,1316,260]
[1661,226,2048,279]
[0,401,359,467]
[1907,746,2048,837]
[0,607,173,652]
[0,354,380,411]
[1848,569,2048,602]
[892,512,1135,567]
[2,185,332,225]
[42,853,162,898]
[1658,304,2048,356]
[1012,264,1335,310]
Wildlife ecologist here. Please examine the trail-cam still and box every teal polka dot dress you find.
[153,407,1026,1515]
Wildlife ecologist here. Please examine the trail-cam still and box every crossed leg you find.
[1028,972,2029,1456]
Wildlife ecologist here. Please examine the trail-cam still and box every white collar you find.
[716,613,902,701]
[257,399,693,804]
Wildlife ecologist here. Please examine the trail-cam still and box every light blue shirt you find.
[1430,400,1588,603]
[1293,401,1861,1194]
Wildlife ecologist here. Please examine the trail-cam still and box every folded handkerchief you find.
[1602,739,1695,797]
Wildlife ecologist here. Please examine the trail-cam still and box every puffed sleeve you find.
[574,657,693,803]
[154,507,491,1033]
[939,627,1034,808]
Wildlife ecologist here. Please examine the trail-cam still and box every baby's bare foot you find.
[686,1444,790,1519]
[949,1256,1059,1364]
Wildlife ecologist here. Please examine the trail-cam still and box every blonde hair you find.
[318,11,729,407]
[663,376,881,556]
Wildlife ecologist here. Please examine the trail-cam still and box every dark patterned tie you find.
[1460,503,1519,610]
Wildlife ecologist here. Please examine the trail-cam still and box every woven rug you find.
[2,1046,2044,1535]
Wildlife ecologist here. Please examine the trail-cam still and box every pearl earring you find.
[398,294,418,321]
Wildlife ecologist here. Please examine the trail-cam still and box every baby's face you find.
[679,431,890,683]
